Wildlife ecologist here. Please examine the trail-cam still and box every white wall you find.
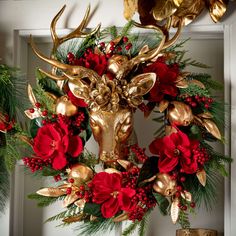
[0,1,236,236]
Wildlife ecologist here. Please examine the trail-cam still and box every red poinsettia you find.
[143,59,179,102]
[91,172,136,218]
[149,130,199,174]
[33,117,83,170]
[67,91,88,107]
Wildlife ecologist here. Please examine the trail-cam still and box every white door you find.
[0,1,236,236]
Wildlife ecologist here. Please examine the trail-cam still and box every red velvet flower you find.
[0,114,14,132]
[91,172,136,218]
[33,119,83,170]
[67,91,88,107]
[143,60,179,102]
[149,130,199,174]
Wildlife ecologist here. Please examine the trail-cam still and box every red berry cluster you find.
[72,112,85,129]
[193,146,210,166]
[67,52,80,65]
[130,144,148,163]
[178,201,196,211]
[184,96,213,109]
[54,174,62,182]
[23,157,52,172]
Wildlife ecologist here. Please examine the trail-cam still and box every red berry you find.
[117,46,122,51]
[67,52,74,60]
[204,104,210,109]
[190,202,196,208]
[176,186,182,191]
[182,205,187,211]
[123,36,129,43]
[29,108,35,113]
[68,178,74,183]
[100,42,105,48]
[110,46,115,51]
[80,185,85,191]
[175,191,181,198]
[125,43,132,50]
[42,110,48,116]
[66,187,72,195]
[110,41,115,47]
[180,176,186,182]
[35,102,41,108]
[52,114,57,119]
[42,120,47,125]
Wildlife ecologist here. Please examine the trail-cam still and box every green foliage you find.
[28,193,65,207]
[153,192,170,215]
[178,211,190,229]
[29,118,42,138]
[179,83,210,97]
[122,221,140,236]
[78,149,98,170]
[83,203,102,217]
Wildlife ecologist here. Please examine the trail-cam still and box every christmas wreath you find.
[1,4,231,236]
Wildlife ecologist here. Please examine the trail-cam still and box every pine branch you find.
[179,83,210,97]
[122,221,140,236]
[178,211,190,229]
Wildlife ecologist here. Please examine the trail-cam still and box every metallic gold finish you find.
[63,213,84,223]
[197,111,213,119]
[113,212,129,222]
[168,101,194,126]
[107,55,129,75]
[202,119,221,140]
[171,197,180,224]
[176,228,217,236]
[153,173,177,196]
[123,0,138,20]
[208,0,228,23]
[152,0,184,21]
[37,187,66,197]
[159,99,169,112]
[55,95,78,116]
[181,190,192,202]
[188,79,206,89]
[74,199,86,209]
[196,169,207,186]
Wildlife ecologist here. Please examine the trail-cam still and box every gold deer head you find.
[30,5,183,165]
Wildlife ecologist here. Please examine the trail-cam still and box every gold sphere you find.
[68,163,94,187]
[168,101,194,126]
[107,54,129,75]
[153,173,177,196]
[55,95,78,116]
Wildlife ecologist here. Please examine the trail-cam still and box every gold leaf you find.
[138,45,149,55]
[24,110,41,120]
[159,100,169,113]
[152,0,184,21]
[18,135,33,147]
[207,0,228,23]
[104,168,121,174]
[171,197,180,224]
[165,125,178,135]
[196,169,207,186]
[176,79,188,88]
[117,159,133,170]
[90,215,98,221]
[181,191,192,202]
[123,0,138,20]
[176,72,191,82]
[197,111,213,119]
[193,115,204,125]
[36,187,66,197]
[202,119,221,140]
[63,192,79,207]
[63,213,84,223]
[172,0,205,26]
[113,212,129,222]
[74,199,86,209]
[27,84,37,106]
[189,79,206,89]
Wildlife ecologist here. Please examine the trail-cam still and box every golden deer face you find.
[89,108,133,163]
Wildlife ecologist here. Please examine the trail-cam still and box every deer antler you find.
[115,18,184,80]
[30,5,101,82]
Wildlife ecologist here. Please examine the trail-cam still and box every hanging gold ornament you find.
[107,54,129,75]
[55,95,78,116]
[153,173,177,196]
[196,169,207,186]
[207,0,228,23]
[168,101,194,126]
[202,119,221,140]
[171,197,180,224]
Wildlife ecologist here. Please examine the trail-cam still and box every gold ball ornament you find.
[153,173,177,196]
[68,163,94,187]
[107,54,129,75]
[168,101,194,126]
[55,95,78,116]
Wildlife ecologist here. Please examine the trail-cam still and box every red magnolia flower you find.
[67,91,88,107]
[149,130,199,174]
[33,118,83,170]
[143,59,179,102]
[91,172,136,218]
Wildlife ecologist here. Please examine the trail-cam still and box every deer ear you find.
[68,80,90,101]
[126,72,156,107]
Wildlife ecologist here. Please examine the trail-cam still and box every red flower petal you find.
[52,153,67,170]
[158,155,178,173]
[118,188,136,211]
[67,136,83,157]
[101,196,120,218]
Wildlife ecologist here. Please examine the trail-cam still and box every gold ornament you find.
[123,0,138,20]
[207,0,228,23]
[63,213,84,223]
[171,197,180,224]
[55,95,78,116]
[202,119,221,140]
[196,169,207,186]
[180,190,192,202]
[168,101,194,126]
[176,228,217,236]
[153,173,177,196]
[107,55,129,75]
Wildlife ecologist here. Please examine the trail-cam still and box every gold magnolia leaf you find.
[27,84,37,106]
[63,192,79,207]
[117,159,133,170]
[90,215,98,221]
[193,115,204,125]
[202,119,221,140]
[104,168,121,174]
[113,212,129,222]
[139,45,149,55]
[24,109,41,120]
[171,197,180,224]
[176,79,188,88]
[172,0,205,26]
[189,79,206,89]
[152,0,184,21]
[123,0,138,20]
[36,187,66,197]
[18,135,33,147]
[176,72,191,82]
[197,111,213,119]
[165,125,178,135]
[159,99,169,112]
[196,169,207,186]
[181,190,192,202]
[63,213,84,223]
[74,199,86,208]
[207,0,228,23]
